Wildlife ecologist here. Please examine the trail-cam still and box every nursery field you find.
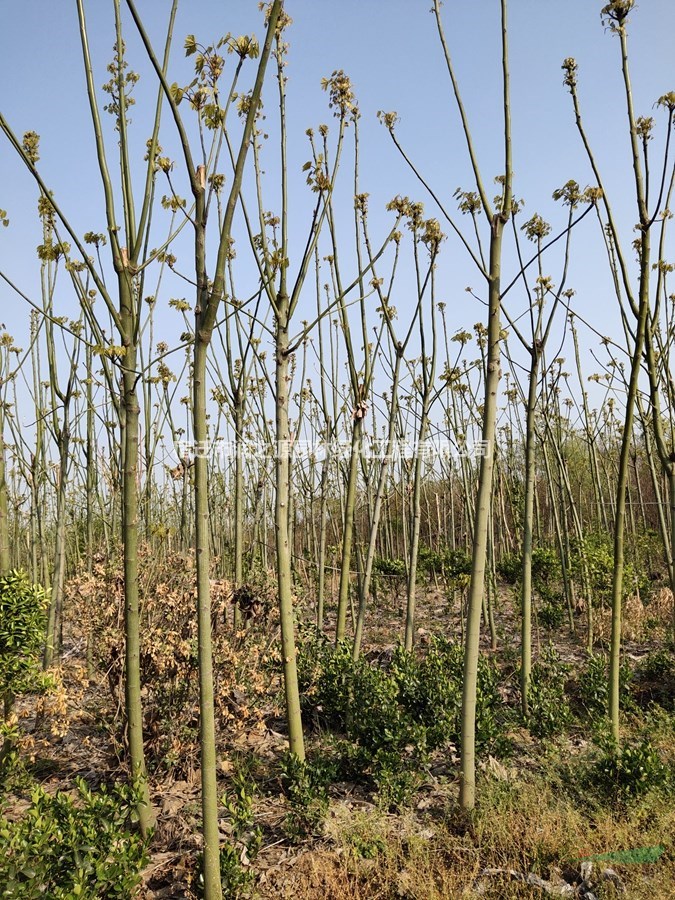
[2,556,674,898]
[1,0,675,897]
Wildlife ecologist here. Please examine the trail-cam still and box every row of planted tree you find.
[0,291,671,651]
[1,1,674,896]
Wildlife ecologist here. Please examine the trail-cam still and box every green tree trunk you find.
[120,292,155,837]
[460,222,505,811]
[192,337,222,897]
[0,413,9,575]
[43,437,69,668]
[275,311,305,759]
[336,419,362,642]
[519,349,539,716]
[608,232,650,739]
[233,399,245,630]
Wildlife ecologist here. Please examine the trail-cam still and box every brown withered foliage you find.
[63,550,283,777]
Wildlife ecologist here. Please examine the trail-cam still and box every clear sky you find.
[1,0,674,427]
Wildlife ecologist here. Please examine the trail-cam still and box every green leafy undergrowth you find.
[0,778,149,898]
[525,644,571,738]
[572,651,633,720]
[1,570,50,785]
[632,649,675,711]
[196,771,262,897]
[589,736,673,803]
[297,631,506,806]
[0,569,48,704]
[281,751,333,838]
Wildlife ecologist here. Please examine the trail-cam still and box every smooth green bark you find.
[460,224,505,811]
[274,311,305,759]
[519,350,538,714]
[431,0,512,813]
[0,410,9,575]
[336,419,362,642]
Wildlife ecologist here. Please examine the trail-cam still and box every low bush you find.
[637,648,675,681]
[0,778,148,899]
[298,631,505,807]
[0,570,50,783]
[633,648,675,711]
[417,546,471,584]
[531,547,562,605]
[538,600,566,629]
[280,751,333,838]
[496,551,521,584]
[372,557,406,580]
[525,644,571,738]
[196,771,262,896]
[570,533,642,608]
[590,738,672,802]
[574,652,632,719]
[0,570,48,709]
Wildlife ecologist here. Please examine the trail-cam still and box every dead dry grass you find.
[255,769,675,899]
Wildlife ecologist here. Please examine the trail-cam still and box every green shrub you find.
[417,546,472,583]
[372,557,407,580]
[390,636,502,752]
[443,548,472,580]
[591,738,671,801]
[299,632,503,760]
[633,649,675,711]
[525,644,571,738]
[297,632,505,806]
[577,653,607,719]
[570,534,641,608]
[497,552,521,584]
[371,556,407,600]
[0,778,148,898]
[349,653,421,754]
[297,631,353,729]
[197,772,262,896]
[0,716,21,785]
[636,648,674,681]
[280,751,332,838]
[531,547,562,605]
[0,571,50,783]
[372,747,421,810]
[575,652,632,719]
[417,546,445,577]
[0,570,48,706]
[538,601,566,630]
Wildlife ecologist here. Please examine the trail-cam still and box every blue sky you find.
[1,0,674,431]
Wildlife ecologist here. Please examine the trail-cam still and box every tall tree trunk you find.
[608,233,649,739]
[233,399,245,629]
[0,411,9,575]
[520,348,540,716]
[121,353,155,837]
[275,310,305,759]
[335,418,363,642]
[192,336,221,897]
[460,221,505,811]
[44,435,69,668]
